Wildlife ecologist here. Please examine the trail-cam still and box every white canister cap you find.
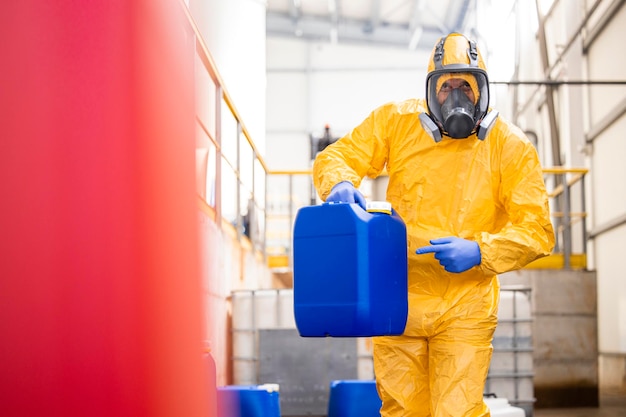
[258,383,280,392]
[366,201,392,215]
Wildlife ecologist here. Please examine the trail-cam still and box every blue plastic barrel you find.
[327,380,382,417]
[293,201,408,337]
[217,384,281,417]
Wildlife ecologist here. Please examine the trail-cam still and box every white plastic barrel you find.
[486,287,534,414]
[231,289,297,384]
[484,397,525,417]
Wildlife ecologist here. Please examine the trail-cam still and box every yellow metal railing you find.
[527,167,588,269]
[183,1,269,257]
[265,167,589,271]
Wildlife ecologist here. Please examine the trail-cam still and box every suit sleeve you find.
[313,105,391,200]
[476,129,556,274]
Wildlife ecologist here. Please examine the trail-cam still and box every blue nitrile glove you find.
[415,237,481,273]
[326,181,367,210]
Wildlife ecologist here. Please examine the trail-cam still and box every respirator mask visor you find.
[423,69,490,139]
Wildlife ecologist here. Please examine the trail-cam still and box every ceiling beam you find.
[289,0,301,21]
[329,0,339,43]
[266,10,444,50]
[408,0,425,50]
[364,0,380,34]
[289,0,302,35]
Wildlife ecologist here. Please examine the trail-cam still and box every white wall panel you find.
[308,69,422,136]
[267,37,310,68]
[591,115,626,225]
[594,224,626,352]
[265,132,311,170]
[266,37,428,172]
[266,72,309,132]
[587,4,626,126]
[585,0,626,370]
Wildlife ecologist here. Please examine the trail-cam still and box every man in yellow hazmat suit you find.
[312,33,555,417]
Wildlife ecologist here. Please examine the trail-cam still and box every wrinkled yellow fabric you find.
[313,98,555,417]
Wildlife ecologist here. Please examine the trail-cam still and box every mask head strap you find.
[467,39,478,68]
[433,34,478,70]
[433,36,447,71]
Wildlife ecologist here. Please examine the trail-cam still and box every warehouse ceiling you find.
[266,0,475,51]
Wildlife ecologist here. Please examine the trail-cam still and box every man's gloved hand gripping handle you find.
[416,237,481,273]
[326,181,367,210]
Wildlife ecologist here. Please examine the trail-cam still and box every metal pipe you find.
[515,0,603,117]
[562,176,572,269]
[492,80,626,86]
[580,175,587,257]
[543,0,603,78]
[588,213,626,240]
[535,0,562,167]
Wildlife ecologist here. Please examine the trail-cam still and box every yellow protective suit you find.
[313,34,555,417]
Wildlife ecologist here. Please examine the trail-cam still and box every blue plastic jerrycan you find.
[292,201,408,337]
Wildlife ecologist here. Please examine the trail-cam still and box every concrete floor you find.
[534,392,626,417]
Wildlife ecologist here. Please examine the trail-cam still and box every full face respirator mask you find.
[418,34,499,142]
[440,87,476,139]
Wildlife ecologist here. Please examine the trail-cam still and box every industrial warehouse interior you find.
[2,0,626,416]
